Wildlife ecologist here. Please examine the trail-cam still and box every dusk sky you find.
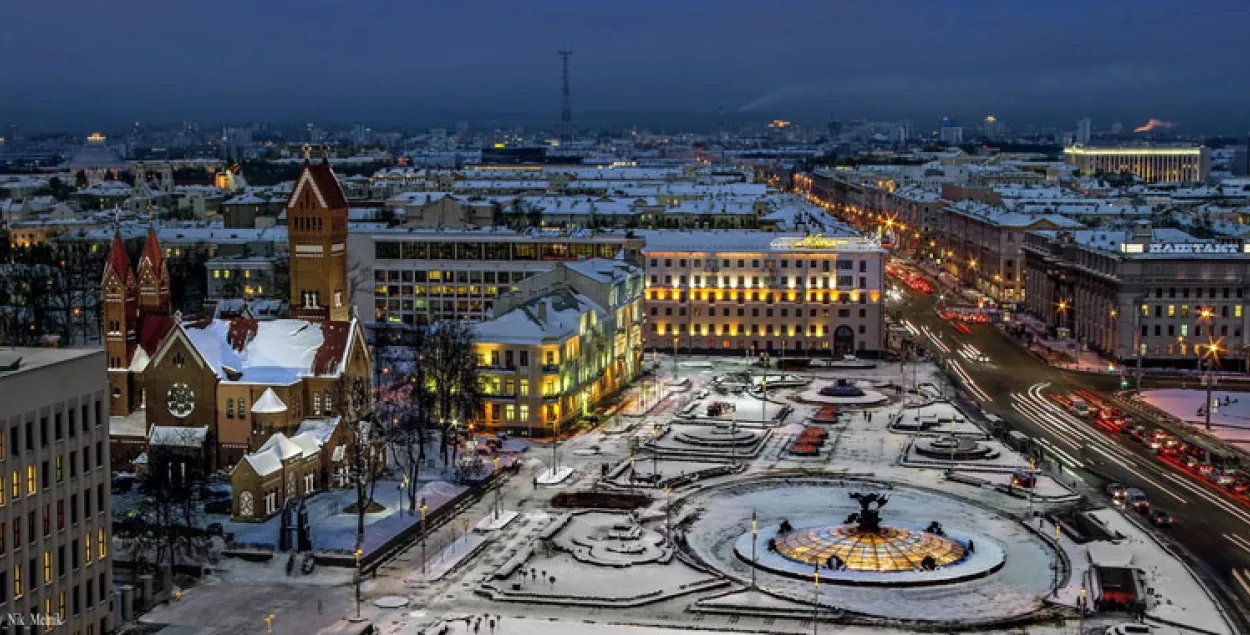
[4,0,1250,131]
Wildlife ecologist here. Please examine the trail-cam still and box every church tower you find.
[287,152,350,322]
[136,227,172,317]
[102,232,139,413]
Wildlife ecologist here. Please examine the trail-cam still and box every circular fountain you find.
[913,436,995,461]
[819,379,866,398]
[674,424,758,448]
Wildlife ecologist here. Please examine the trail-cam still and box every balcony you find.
[541,364,560,374]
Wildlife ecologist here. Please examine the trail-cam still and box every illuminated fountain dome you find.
[734,491,1006,586]
[773,524,964,572]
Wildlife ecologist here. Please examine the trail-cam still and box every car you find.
[1148,509,1174,527]
[1105,624,1152,635]
[1182,455,1200,469]
[1124,487,1150,512]
[1211,469,1235,486]
[1106,482,1127,499]
[205,522,225,536]
[1130,426,1148,442]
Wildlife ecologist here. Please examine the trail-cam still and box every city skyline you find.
[4,0,1250,132]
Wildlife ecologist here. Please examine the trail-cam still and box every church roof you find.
[139,226,164,273]
[251,388,288,414]
[104,231,133,284]
[148,425,208,448]
[179,317,358,384]
[258,432,303,461]
[289,161,348,210]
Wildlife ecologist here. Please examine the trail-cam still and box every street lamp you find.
[492,456,501,518]
[354,547,363,618]
[1201,337,1224,432]
[420,501,429,575]
[750,509,758,589]
[812,566,820,635]
[266,613,275,634]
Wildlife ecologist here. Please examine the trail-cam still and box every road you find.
[896,284,1250,629]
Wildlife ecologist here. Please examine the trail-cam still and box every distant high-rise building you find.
[939,118,963,145]
[1110,121,1124,136]
[1075,118,1092,146]
[982,115,1004,141]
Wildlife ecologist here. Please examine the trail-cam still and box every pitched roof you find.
[103,231,133,284]
[148,425,208,448]
[258,433,303,461]
[139,226,164,274]
[180,317,358,384]
[138,314,176,357]
[251,388,288,414]
[288,161,348,210]
[243,448,283,477]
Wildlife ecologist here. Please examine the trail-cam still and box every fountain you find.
[768,493,968,573]
[913,435,995,461]
[819,379,865,398]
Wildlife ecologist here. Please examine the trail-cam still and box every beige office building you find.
[640,231,887,356]
[0,349,113,635]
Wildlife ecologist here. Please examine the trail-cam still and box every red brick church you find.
[105,158,373,503]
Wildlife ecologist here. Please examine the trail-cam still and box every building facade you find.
[348,229,643,327]
[0,348,114,635]
[472,259,644,437]
[1023,227,1250,368]
[640,231,887,356]
[1064,146,1211,183]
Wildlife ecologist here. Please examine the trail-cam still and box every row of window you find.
[376,284,507,297]
[650,275,868,290]
[481,378,561,398]
[1140,304,1245,319]
[1,484,106,551]
[650,290,872,305]
[0,569,110,633]
[1,444,103,505]
[652,323,869,336]
[649,257,869,272]
[375,268,533,284]
[654,306,869,319]
[2,401,102,462]
[1149,287,1245,300]
[376,241,620,261]
[1140,324,1243,339]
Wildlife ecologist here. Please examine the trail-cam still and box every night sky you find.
[4,0,1249,131]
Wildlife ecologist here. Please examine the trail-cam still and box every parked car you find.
[1124,487,1150,512]
[1105,624,1152,635]
[111,473,136,494]
[1148,509,1173,527]
[1106,482,1127,500]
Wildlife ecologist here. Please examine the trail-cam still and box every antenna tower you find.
[559,49,572,143]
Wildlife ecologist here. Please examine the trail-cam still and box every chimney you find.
[536,300,548,323]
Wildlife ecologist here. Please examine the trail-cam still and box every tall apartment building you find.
[347,229,642,328]
[0,348,113,635]
[640,231,887,356]
[1063,146,1211,183]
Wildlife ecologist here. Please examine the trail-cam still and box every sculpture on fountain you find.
[845,492,889,533]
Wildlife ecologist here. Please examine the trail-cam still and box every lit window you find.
[43,550,52,583]
[98,528,107,558]
[1167,305,1175,317]
[13,563,21,597]
[1238,305,1244,319]
[26,465,35,494]
[85,534,93,564]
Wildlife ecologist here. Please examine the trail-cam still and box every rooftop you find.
[0,347,102,380]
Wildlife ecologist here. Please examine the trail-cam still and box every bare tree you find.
[424,320,483,465]
[336,376,385,551]
[113,428,211,570]
[379,326,434,513]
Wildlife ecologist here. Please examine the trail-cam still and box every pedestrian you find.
[474,620,480,635]
[489,619,495,633]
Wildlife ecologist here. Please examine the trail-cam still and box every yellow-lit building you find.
[639,230,887,357]
[473,259,643,437]
[1064,146,1211,183]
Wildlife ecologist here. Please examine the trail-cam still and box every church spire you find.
[136,226,171,317]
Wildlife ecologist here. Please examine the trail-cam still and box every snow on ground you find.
[536,466,574,485]
[223,479,467,554]
[901,438,1029,472]
[1139,388,1250,445]
[406,530,490,583]
[795,382,890,406]
[1086,508,1234,635]
[681,480,1056,623]
[677,390,783,424]
[891,401,986,436]
[948,470,1078,501]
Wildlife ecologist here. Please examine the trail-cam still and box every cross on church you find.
[302,144,313,161]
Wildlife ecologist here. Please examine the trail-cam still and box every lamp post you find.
[750,509,758,589]
[761,376,768,424]
[420,501,429,576]
[493,456,501,518]
[812,566,820,635]
[266,613,275,634]
[353,547,363,618]
[651,426,659,482]
[665,486,673,546]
